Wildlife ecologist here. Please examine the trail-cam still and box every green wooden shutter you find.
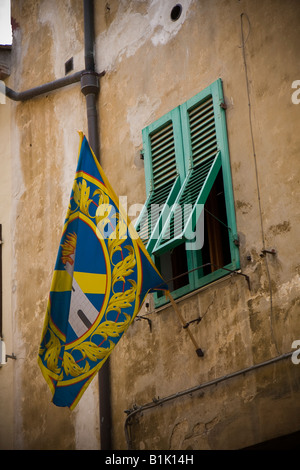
[137,79,239,274]
[135,107,184,252]
[151,122,177,188]
[213,79,240,268]
[188,95,218,168]
[153,88,221,255]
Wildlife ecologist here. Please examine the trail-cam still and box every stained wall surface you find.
[0,0,299,450]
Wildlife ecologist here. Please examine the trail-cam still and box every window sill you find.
[152,265,243,312]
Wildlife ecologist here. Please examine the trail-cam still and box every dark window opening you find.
[154,170,232,297]
[155,243,189,297]
[201,169,231,276]
[65,57,74,75]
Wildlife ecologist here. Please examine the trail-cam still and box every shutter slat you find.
[192,137,217,161]
[153,164,177,182]
[152,150,176,171]
[193,146,218,167]
[135,180,175,244]
[152,139,174,160]
[189,97,213,122]
[190,113,215,136]
[189,96,217,167]
[191,123,216,149]
[150,121,177,190]
[151,123,173,144]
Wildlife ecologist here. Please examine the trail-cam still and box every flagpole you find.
[166,291,204,357]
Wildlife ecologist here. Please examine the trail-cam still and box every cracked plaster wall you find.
[0,0,299,450]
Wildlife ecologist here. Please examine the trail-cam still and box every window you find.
[135,79,239,305]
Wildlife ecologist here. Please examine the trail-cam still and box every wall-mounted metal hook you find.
[135,315,152,332]
[6,353,17,361]
[183,317,201,329]
[260,248,276,257]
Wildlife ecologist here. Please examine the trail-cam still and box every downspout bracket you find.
[81,71,100,96]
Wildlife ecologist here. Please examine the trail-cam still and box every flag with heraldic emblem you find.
[38,133,168,410]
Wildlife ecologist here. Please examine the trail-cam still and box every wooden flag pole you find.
[166,291,204,357]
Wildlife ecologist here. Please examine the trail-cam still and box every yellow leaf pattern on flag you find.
[94,188,112,233]
[106,281,137,316]
[44,330,61,374]
[73,179,92,216]
[74,341,114,362]
[92,313,131,340]
[63,351,90,377]
[108,213,127,261]
[111,245,136,287]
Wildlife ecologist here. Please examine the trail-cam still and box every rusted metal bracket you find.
[210,263,251,291]
[166,291,204,357]
[260,248,276,257]
[135,315,152,332]
[183,317,201,329]
[6,353,17,361]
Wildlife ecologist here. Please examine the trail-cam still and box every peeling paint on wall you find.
[127,94,161,148]
[96,0,194,71]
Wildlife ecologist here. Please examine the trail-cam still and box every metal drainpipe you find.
[124,351,294,449]
[81,0,100,159]
[5,70,84,101]
[81,0,112,451]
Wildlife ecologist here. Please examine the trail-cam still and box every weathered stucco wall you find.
[96,0,300,449]
[0,0,100,450]
[0,0,299,450]
[0,86,14,450]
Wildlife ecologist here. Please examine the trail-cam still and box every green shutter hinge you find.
[220,101,227,110]
[140,149,144,160]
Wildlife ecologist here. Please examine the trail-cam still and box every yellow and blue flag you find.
[38,133,168,410]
